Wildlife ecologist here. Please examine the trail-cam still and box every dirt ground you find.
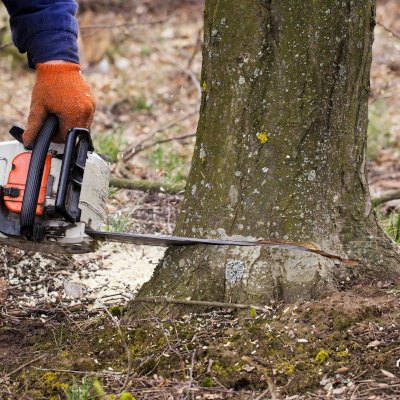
[1,286,400,399]
[1,0,400,399]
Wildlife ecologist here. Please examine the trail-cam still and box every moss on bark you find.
[125,0,400,320]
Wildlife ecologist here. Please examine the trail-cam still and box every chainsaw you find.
[0,115,357,264]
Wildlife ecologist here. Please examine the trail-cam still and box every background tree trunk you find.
[126,0,400,319]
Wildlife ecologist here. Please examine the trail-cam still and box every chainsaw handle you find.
[20,114,59,238]
[55,128,93,223]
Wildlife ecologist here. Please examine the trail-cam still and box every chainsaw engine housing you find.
[0,119,110,254]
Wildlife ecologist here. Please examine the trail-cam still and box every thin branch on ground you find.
[131,296,273,313]
[241,356,279,400]
[34,367,123,377]
[188,350,196,392]
[143,304,184,361]
[101,304,133,393]
[122,110,198,162]
[376,21,400,41]
[3,354,47,378]
[372,190,400,207]
[110,177,186,195]
[60,305,85,333]
[7,278,50,291]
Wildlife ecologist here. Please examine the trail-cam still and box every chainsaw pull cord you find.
[20,114,58,238]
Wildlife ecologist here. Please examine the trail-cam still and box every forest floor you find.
[1,0,400,399]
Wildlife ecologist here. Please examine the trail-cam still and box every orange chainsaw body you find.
[3,152,52,215]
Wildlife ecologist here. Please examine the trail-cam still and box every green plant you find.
[139,45,151,57]
[93,126,126,163]
[119,393,137,400]
[65,377,96,400]
[380,210,400,243]
[367,99,393,161]
[148,142,189,184]
[106,208,135,233]
[133,93,152,112]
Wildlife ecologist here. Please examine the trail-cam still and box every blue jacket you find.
[3,0,79,68]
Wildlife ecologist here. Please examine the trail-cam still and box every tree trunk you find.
[126,0,400,319]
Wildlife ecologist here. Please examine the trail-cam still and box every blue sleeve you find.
[2,0,80,68]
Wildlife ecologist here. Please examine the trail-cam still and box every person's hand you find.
[23,61,96,147]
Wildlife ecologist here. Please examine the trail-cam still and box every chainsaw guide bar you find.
[86,230,311,249]
[86,230,363,266]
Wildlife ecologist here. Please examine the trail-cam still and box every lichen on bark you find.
[125,0,400,320]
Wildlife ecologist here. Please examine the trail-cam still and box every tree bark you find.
[125,0,400,319]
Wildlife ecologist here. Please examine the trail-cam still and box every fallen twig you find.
[110,177,185,195]
[372,190,400,207]
[7,278,50,291]
[188,350,196,391]
[131,296,272,313]
[34,367,123,377]
[6,303,88,317]
[142,305,186,371]
[3,354,47,378]
[101,304,132,392]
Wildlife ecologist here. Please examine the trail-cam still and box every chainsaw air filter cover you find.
[0,117,110,254]
[4,152,52,215]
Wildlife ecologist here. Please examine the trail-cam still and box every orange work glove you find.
[23,63,96,147]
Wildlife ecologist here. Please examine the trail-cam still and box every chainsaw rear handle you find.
[20,114,59,238]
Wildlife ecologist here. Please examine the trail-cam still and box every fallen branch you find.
[110,177,185,195]
[3,354,47,378]
[130,296,272,313]
[34,367,122,377]
[101,304,132,392]
[7,278,50,291]
[372,190,400,207]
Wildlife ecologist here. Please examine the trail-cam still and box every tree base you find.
[124,235,400,322]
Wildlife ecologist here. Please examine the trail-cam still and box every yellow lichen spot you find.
[315,349,330,363]
[276,361,295,375]
[42,372,59,382]
[201,157,206,162]
[53,382,70,391]
[119,393,137,400]
[202,81,207,91]
[256,132,269,144]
